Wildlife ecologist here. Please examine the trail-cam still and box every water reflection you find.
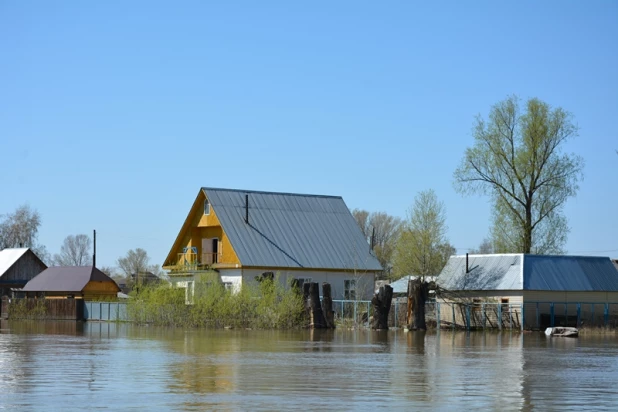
[2,322,618,410]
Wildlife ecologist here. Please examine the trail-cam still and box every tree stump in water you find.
[302,282,311,323]
[321,283,336,329]
[308,282,326,328]
[371,284,393,330]
[407,278,430,330]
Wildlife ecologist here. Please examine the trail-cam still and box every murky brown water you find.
[1,321,618,411]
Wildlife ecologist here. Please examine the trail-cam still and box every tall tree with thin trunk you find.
[454,96,584,254]
[393,190,452,279]
[53,234,92,266]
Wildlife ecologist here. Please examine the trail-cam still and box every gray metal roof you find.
[388,275,438,294]
[438,254,523,291]
[22,266,119,292]
[203,187,383,271]
[438,254,618,291]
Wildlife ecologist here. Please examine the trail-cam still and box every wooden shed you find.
[22,266,121,300]
[0,248,47,297]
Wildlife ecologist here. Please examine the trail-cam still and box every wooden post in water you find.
[308,282,326,328]
[371,284,393,330]
[302,282,311,325]
[407,277,429,330]
[321,282,335,329]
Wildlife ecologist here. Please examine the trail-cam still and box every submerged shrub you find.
[125,275,304,329]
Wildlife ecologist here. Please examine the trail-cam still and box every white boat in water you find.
[545,327,579,337]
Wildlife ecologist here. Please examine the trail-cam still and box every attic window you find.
[204,198,211,215]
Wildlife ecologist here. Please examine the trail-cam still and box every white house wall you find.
[240,268,376,300]
[219,269,243,294]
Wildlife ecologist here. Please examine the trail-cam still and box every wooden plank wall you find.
[6,298,84,320]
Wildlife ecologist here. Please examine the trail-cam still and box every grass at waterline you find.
[7,298,48,320]
[126,277,305,329]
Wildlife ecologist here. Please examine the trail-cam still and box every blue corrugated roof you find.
[203,188,383,271]
[438,254,618,291]
[524,255,618,291]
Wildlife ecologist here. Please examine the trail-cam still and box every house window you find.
[204,198,210,215]
[344,279,356,300]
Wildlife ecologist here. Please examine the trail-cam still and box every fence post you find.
[395,300,398,327]
[497,304,502,331]
[604,303,609,327]
[576,303,581,328]
[550,303,555,327]
[465,305,471,330]
[437,302,441,329]
[564,303,568,327]
[451,304,455,329]
[591,304,595,327]
[521,303,524,331]
[510,305,513,329]
[536,302,539,329]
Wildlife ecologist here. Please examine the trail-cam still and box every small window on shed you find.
[204,198,211,215]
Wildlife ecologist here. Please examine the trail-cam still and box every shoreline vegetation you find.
[127,277,306,329]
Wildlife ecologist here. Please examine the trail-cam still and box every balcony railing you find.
[176,252,223,269]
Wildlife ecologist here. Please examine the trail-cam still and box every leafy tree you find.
[53,234,92,266]
[0,204,50,264]
[351,209,402,277]
[393,190,453,279]
[454,96,584,254]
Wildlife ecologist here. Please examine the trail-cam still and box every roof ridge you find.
[202,187,342,199]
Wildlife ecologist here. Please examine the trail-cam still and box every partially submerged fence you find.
[84,301,127,321]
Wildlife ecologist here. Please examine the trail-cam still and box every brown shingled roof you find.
[22,266,120,293]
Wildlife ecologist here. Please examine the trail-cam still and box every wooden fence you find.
[1,297,84,320]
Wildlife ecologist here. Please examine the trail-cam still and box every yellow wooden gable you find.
[163,189,240,272]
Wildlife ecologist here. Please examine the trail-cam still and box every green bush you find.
[125,275,305,329]
[8,298,48,320]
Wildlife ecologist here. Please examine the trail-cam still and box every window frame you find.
[204,198,211,215]
[344,279,357,300]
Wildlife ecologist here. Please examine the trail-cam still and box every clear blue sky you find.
[1,1,617,268]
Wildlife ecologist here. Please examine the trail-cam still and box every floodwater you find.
[1,322,618,411]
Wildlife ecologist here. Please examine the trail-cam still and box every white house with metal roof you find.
[437,254,618,328]
[163,187,383,301]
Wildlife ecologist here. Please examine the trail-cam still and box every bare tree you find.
[0,205,41,249]
[53,234,92,266]
[351,209,402,277]
[470,237,494,254]
[454,96,584,254]
[0,204,50,264]
[116,248,163,289]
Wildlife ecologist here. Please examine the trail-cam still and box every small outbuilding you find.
[437,254,618,328]
[22,266,121,300]
[0,248,47,297]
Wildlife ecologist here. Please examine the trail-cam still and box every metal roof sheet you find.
[389,275,438,294]
[438,254,523,291]
[0,248,29,276]
[22,266,119,292]
[524,255,618,291]
[203,187,383,271]
[438,254,618,291]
